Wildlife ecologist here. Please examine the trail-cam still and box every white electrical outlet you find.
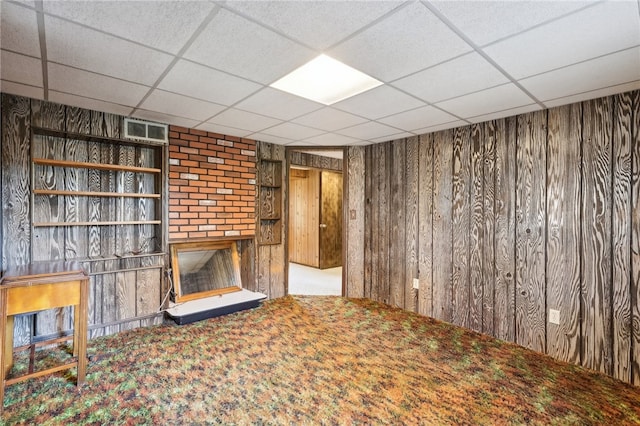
[412,278,419,290]
[549,309,560,325]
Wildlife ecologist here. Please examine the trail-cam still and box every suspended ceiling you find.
[1,0,639,146]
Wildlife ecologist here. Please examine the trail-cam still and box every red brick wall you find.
[168,126,256,240]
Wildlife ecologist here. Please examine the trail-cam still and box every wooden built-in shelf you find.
[32,126,166,147]
[33,220,162,227]
[33,189,160,198]
[33,158,161,174]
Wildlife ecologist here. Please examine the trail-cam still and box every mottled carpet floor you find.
[2,296,640,425]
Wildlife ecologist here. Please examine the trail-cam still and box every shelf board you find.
[33,158,161,174]
[33,220,162,227]
[32,126,167,147]
[259,185,281,189]
[65,252,165,263]
[260,216,281,221]
[33,189,161,198]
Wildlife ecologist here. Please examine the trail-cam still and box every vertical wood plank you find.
[482,121,496,335]
[612,93,633,382]
[494,117,517,342]
[270,143,286,298]
[405,137,419,311]
[377,143,391,304]
[515,110,547,353]
[1,95,32,346]
[418,133,433,317]
[470,123,485,333]
[432,129,453,322]
[451,126,470,328]
[369,145,380,300]
[346,146,365,298]
[546,103,582,364]
[631,90,640,385]
[364,146,373,299]
[581,97,614,375]
[389,139,406,308]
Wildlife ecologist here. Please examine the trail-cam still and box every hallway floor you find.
[288,263,342,296]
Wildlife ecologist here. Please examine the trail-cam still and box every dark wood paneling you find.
[582,97,614,376]
[612,93,633,382]
[417,134,433,317]
[389,140,406,308]
[546,103,582,364]
[376,143,390,304]
[290,151,342,171]
[345,146,364,298]
[482,121,496,335]
[432,129,453,322]
[404,137,419,311]
[631,90,640,386]
[451,126,470,328]
[515,110,547,353]
[470,124,484,333]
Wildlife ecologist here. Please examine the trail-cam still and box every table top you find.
[1,261,87,285]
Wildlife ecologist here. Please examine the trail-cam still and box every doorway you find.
[286,148,344,296]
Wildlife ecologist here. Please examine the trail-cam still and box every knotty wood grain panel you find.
[346,146,364,298]
[389,140,406,308]
[470,124,485,333]
[432,129,453,322]
[364,146,373,299]
[493,117,517,342]
[405,137,419,311]
[288,169,319,267]
[451,126,470,328]
[290,151,342,171]
[546,103,582,364]
[377,143,391,304]
[1,94,32,346]
[418,134,434,317]
[482,121,496,335]
[270,143,286,298]
[581,97,614,375]
[515,110,547,353]
[320,171,342,269]
[612,93,633,382]
[631,90,640,386]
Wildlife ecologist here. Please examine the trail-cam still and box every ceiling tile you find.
[261,122,325,140]
[332,85,425,120]
[435,83,534,119]
[208,108,282,133]
[195,122,253,138]
[467,104,541,124]
[411,120,469,137]
[43,1,215,54]
[302,133,361,146]
[247,132,293,145]
[329,2,472,82]
[1,80,43,99]
[292,107,368,131]
[1,2,40,56]
[224,1,403,50]
[140,89,226,122]
[158,60,262,106]
[519,47,640,102]
[49,91,134,117]
[392,52,509,103]
[543,81,640,109]
[337,121,401,140]
[369,131,414,144]
[378,106,458,132]
[48,63,149,107]
[45,15,173,86]
[483,1,640,79]
[430,1,595,46]
[184,8,315,84]
[235,87,323,121]
[0,50,42,87]
[132,109,200,129]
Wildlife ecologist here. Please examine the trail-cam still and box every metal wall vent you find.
[124,118,168,144]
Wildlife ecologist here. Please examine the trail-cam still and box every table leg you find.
[3,316,13,378]
[76,278,88,385]
[1,289,8,412]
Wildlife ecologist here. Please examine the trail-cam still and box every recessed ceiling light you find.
[270,54,383,105]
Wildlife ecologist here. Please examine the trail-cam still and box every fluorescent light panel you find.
[270,54,382,105]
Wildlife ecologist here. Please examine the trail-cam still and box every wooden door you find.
[319,171,343,269]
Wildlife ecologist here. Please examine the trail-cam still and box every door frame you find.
[285,146,347,296]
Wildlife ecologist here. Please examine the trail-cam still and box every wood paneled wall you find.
[256,142,286,298]
[360,90,640,385]
[345,146,365,298]
[289,151,343,171]
[289,168,320,267]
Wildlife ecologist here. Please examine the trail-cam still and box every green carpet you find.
[2,296,640,425]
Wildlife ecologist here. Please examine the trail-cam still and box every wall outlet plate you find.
[549,309,560,325]
[412,278,419,290]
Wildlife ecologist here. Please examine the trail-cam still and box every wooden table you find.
[0,261,89,412]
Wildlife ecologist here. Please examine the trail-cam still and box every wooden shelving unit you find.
[258,159,282,245]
